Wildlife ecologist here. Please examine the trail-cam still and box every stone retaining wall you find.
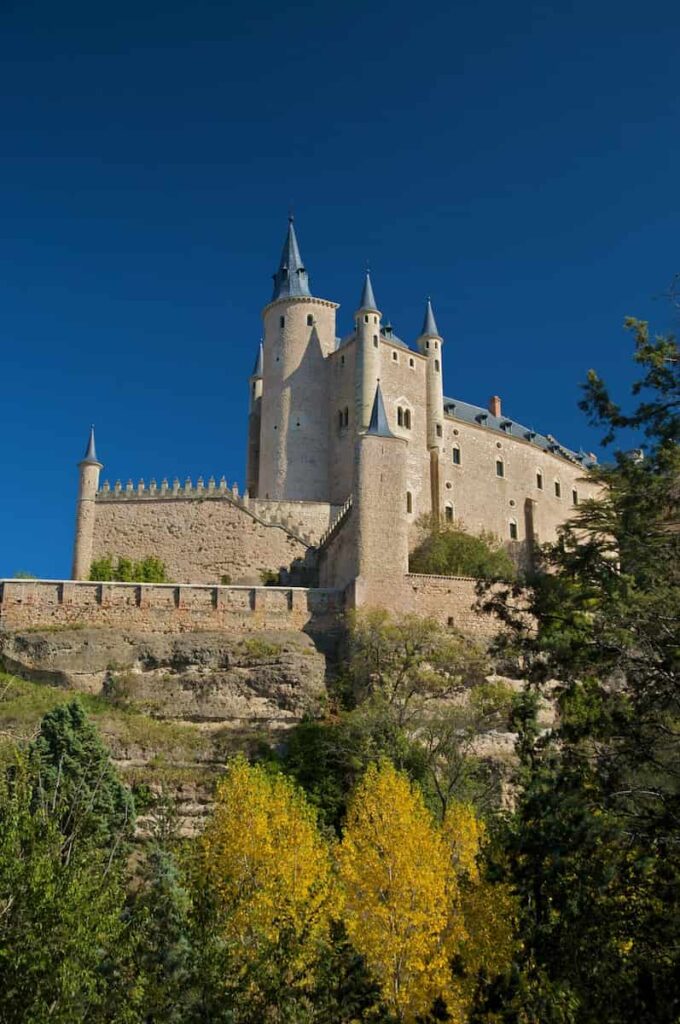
[0,580,343,635]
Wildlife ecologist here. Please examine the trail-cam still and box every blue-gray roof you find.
[80,425,101,466]
[251,342,263,376]
[335,322,410,352]
[358,271,378,311]
[443,397,597,468]
[271,217,311,301]
[366,383,395,437]
[420,298,440,337]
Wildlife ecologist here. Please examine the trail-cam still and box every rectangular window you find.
[436,424,442,437]
[555,480,561,498]
[509,521,518,540]
[445,506,454,522]
[536,471,543,490]
[434,359,440,372]
[572,489,578,505]
[496,460,504,478]
[452,447,461,465]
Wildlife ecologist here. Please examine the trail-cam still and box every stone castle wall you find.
[91,486,341,585]
[0,579,343,635]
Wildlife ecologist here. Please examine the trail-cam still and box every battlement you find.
[0,579,344,634]
[96,478,342,548]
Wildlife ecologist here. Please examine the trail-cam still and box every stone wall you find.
[92,494,312,584]
[0,580,343,635]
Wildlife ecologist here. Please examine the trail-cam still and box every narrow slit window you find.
[343,407,349,427]
[397,407,404,427]
[554,480,561,498]
[409,357,415,368]
[572,489,578,505]
[404,409,411,429]
[445,505,454,523]
[536,470,543,490]
[307,313,313,326]
[406,491,413,513]
[452,445,461,465]
[373,335,379,347]
[392,351,398,362]
[436,424,443,438]
[509,519,518,540]
[434,359,440,372]
[496,459,504,478]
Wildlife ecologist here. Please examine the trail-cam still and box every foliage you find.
[259,568,281,585]
[482,316,680,1021]
[29,698,135,851]
[337,762,516,1024]
[12,570,37,578]
[89,555,169,582]
[410,519,516,580]
[193,757,337,1018]
[0,751,136,1024]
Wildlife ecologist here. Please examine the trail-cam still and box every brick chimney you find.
[488,395,502,417]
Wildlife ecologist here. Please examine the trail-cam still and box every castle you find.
[69,217,598,619]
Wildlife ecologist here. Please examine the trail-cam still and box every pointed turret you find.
[420,297,440,339]
[79,426,102,467]
[358,270,378,312]
[271,216,311,301]
[251,341,264,377]
[366,383,394,437]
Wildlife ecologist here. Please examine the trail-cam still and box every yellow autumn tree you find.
[442,801,517,1022]
[197,757,336,992]
[337,760,460,1023]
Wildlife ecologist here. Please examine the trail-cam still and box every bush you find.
[89,555,170,583]
[409,519,516,580]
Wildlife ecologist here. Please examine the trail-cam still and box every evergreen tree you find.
[29,698,135,853]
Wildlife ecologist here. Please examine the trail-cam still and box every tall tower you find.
[257,217,338,501]
[71,427,103,580]
[246,342,263,496]
[416,299,445,516]
[354,271,382,430]
[352,383,409,604]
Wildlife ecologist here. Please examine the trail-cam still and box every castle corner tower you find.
[71,426,103,580]
[257,217,339,501]
[416,298,445,516]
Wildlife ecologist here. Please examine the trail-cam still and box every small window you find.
[509,519,518,540]
[373,335,379,347]
[452,445,461,465]
[436,424,442,438]
[341,355,345,366]
[496,459,504,478]
[364,314,369,323]
[406,491,413,513]
[434,359,440,372]
[343,407,349,427]
[554,480,561,498]
[572,489,578,505]
[409,357,415,368]
[434,341,438,350]
[404,409,411,430]
[373,316,378,324]
[425,341,430,350]
[445,505,454,523]
[338,410,343,429]
[279,315,285,328]
[536,470,543,490]
[307,314,313,326]
[392,351,398,362]
[397,407,404,427]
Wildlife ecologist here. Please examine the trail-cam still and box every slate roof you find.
[358,271,378,311]
[443,397,597,468]
[420,298,440,337]
[366,383,396,437]
[80,426,102,466]
[271,217,311,301]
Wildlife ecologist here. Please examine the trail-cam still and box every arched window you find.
[554,479,561,498]
[392,351,398,362]
[434,359,440,372]
[409,357,415,368]
[364,314,369,323]
[406,491,413,513]
[444,504,454,523]
[373,335,379,347]
[397,407,404,427]
[509,519,518,540]
[572,489,579,505]
[404,409,411,429]
[496,459,505,478]
[536,470,543,490]
[452,444,461,465]
[307,313,313,326]
[436,424,442,438]
[343,406,349,427]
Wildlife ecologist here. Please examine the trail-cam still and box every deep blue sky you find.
[1,0,678,578]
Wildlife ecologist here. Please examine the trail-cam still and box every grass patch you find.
[240,637,283,659]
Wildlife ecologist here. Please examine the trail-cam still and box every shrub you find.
[409,518,515,580]
[89,555,169,583]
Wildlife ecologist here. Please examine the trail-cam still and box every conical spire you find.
[251,341,263,377]
[420,297,440,337]
[358,270,378,311]
[80,425,102,466]
[271,216,311,301]
[366,382,395,437]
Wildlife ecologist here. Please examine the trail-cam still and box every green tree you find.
[0,753,135,1024]
[89,555,169,582]
[29,698,135,852]
[485,316,680,1022]
[410,519,516,580]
